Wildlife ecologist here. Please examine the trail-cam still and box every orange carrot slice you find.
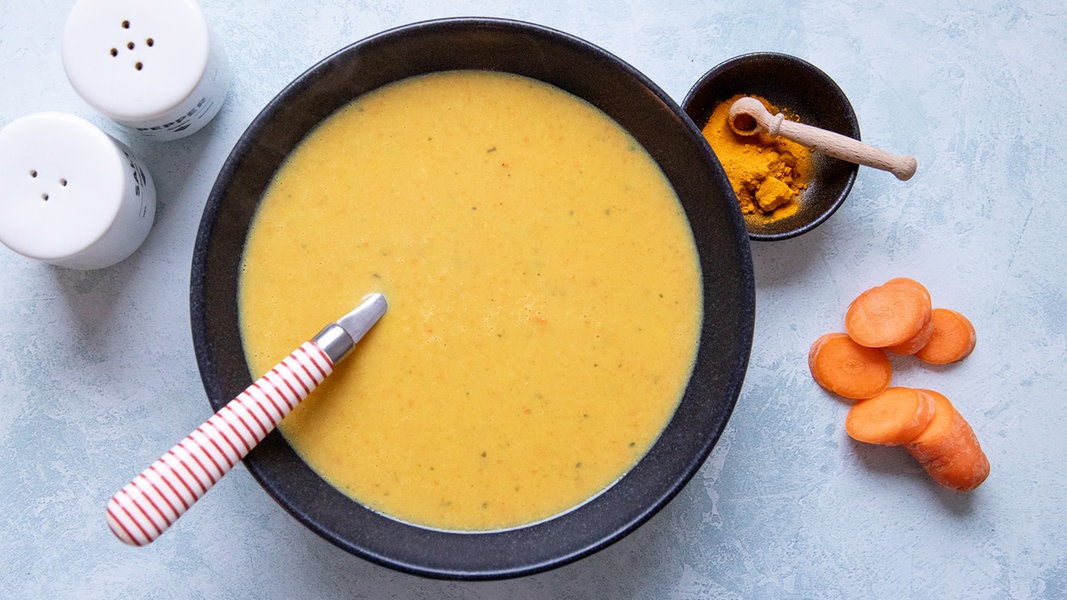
[845,386,935,445]
[808,333,892,399]
[905,389,989,491]
[914,308,977,365]
[845,278,932,349]
[885,314,935,355]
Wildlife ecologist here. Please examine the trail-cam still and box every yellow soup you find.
[239,70,702,531]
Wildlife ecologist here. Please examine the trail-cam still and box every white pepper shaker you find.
[0,112,156,270]
[61,0,228,141]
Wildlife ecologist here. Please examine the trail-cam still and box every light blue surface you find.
[2,1,1065,597]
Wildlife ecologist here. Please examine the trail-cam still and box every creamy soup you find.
[239,70,702,531]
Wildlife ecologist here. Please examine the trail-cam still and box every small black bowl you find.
[191,18,754,580]
[682,52,860,241]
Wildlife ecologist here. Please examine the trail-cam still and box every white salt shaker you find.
[62,0,228,141]
[0,112,156,270]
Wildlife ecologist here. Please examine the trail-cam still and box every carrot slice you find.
[885,314,935,355]
[845,278,932,349]
[808,333,892,399]
[845,386,934,445]
[905,389,989,491]
[914,308,977,365]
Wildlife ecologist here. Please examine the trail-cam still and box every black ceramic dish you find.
[682,52,860,241]
[191,18,754,580]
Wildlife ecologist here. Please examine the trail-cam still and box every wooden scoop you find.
[728,96,917,181]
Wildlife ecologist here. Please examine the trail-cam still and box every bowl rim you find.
[190,16,755,580]
[682,51,860,241]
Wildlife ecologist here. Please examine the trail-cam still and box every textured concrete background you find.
[1,1,1064,598]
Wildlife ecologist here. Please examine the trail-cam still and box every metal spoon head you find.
[338,292,388,345]
[313,293,388,364]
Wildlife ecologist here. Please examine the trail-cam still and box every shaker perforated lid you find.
[0,112,155,269]
[61,0,212,123]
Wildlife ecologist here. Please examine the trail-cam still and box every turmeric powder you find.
[701,94,812,218]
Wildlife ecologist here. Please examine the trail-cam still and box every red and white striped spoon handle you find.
[106,341,333,546]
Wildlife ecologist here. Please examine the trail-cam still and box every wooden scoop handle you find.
[728,96,917,181]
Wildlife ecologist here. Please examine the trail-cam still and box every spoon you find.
[106,292,388,546]
[728,96,918,181]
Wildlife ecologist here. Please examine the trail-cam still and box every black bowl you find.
[191,18,754,580]
[682,52,860,241]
